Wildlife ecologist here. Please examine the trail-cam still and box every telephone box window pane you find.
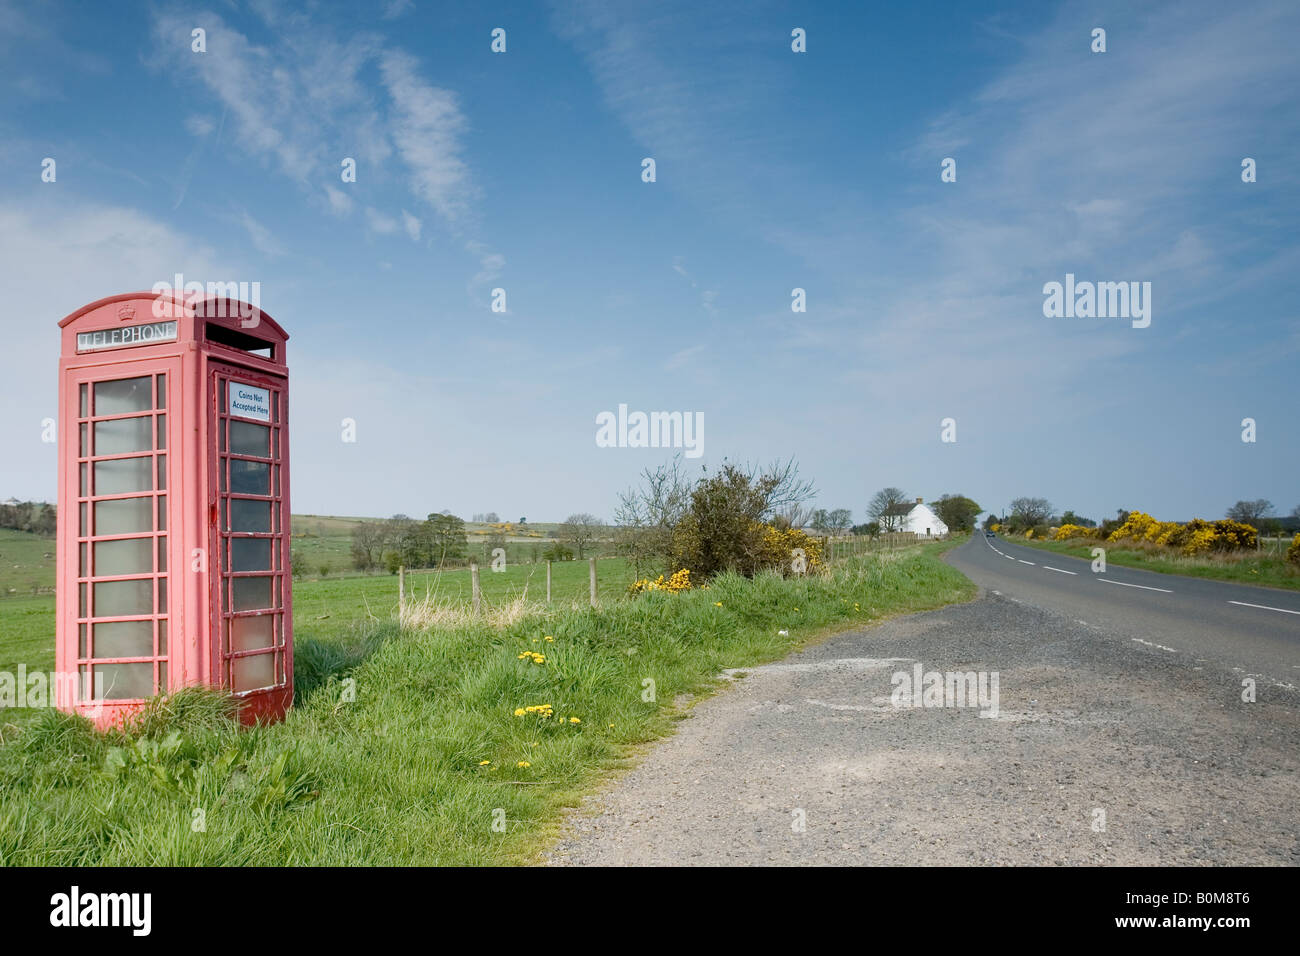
[230,460,270,496]
[219,421,226,452]
[229,421,270,458]
[79,503,87,536]
[79,463,87,496]
[232,576,272,611]
[157,496,167,531]
[79,424,88,457]
[95,497,152,535]
[158,582,167,614]
[158,619,168,655]
[79,543,87,577]
[157,455,167,491]
[157,537,167,573]
[98,662,154,700]
[230,499,270,533]
[91,620,152,659]
[231,538,272,571]
[155,374,166,409]
[94,416,153,455]
[94,537,152,576]
[93,579,152,617]
[79,384,88,418]
[232,653,276,693]
[79,583,86,617]
[159,661,168,692]
[79,623,87,658]
[94,456,152,495]
[230,614,274,652]
[274,465,280,496]
[94,377,152,415]
[156,414,166,450]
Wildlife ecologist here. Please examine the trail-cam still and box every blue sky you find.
[1,0,1296,524]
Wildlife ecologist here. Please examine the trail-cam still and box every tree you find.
[933,494,982,533]
[868,487,910,532]
[826,508,853,535]
[614,455,695,577]
[1008,497,1053,529]
[350,520,388,570]
[1059,510,1096,528]
[1226,499,1273,524]
[559,513,603,559]
[851,521,881,538]
[425,512,468,565]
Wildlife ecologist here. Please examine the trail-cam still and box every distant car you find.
[985,531,995,537]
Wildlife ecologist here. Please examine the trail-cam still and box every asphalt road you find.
[952,533,1300,692]
[547,540,1300,866]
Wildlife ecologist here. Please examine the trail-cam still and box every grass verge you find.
[0,543,973,865]
[1009,535,1300,591]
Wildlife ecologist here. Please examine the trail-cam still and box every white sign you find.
[229,382,271,422]
[77,321,177,352]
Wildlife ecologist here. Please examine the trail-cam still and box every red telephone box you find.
[55,291,293,728]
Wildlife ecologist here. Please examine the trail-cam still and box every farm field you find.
[1011,534,1300,591]
[0,533,974,865]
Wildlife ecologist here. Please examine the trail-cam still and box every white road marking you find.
[1132,637,1178,652]
[1005,555,1015,560]
[1018,559,1035,565]
[1043,566,1077,575]
[1098,578,1172,593]
[1228,600,1300,617]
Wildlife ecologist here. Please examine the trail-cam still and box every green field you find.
[1011,534,1300,591]
[0,527,974,865]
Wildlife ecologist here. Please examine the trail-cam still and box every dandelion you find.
[517,761,531,769]
[513,708,526,717]
[569,717,581,724]
[544,635,555,642]
[714,601,723,607]
[479,760,491,766]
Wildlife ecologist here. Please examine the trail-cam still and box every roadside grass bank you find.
[1008,535,1300,591]
[0,542,972,865]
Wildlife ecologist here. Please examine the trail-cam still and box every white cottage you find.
[882,498,949,537]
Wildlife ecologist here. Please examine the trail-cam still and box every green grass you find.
[0,541,973,865]
[0,529,55,597]
[1011,535,1300,591]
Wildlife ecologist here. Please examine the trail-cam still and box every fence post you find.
[589,557,597,608]
[471,562,481,616]
[546,560,552,604]
[399,565,405,609]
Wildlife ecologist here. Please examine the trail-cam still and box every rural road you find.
[546,537,1300,865]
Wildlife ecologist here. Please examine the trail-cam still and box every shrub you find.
[1287,533,1300,566]
[541,543,574,562]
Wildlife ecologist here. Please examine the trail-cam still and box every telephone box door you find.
[208,365,292,708]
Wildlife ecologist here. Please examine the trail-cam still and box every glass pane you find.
[94,456,152,495]
[94,537,152,576]
[230,460,270,496]
[232,653,276,692]
[219,420,226,452]
[157,455,167,491]
[158,583,166,614]
[274,465,280,496]
[156,414,166,450]
[231,538,272,571]
[79,463,87,496]
[157,496,167,532]
[157,536,167,573]
[93,579,152,617]
[94,377,152,415]
[158,619,167,655]
[159,661,168,692]
[79,423,87,457]
[95,496,152,535]
[79,502,87,536]
[91,620,152,659]
[232,576,272,611]
[79,623,87,657]
[98,662,154,700]
[230,614,274,652]
[94,416,153,455]
[156,374,166,410]
[79,384,88,418]
[79,543,87,577]
[219,463,226,493]
[230,499,270,533]
[229,421,270,457]
[79,583,86,617]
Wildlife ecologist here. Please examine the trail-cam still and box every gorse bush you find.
[1287,533,1300,567]
[1055,510,1260,555]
